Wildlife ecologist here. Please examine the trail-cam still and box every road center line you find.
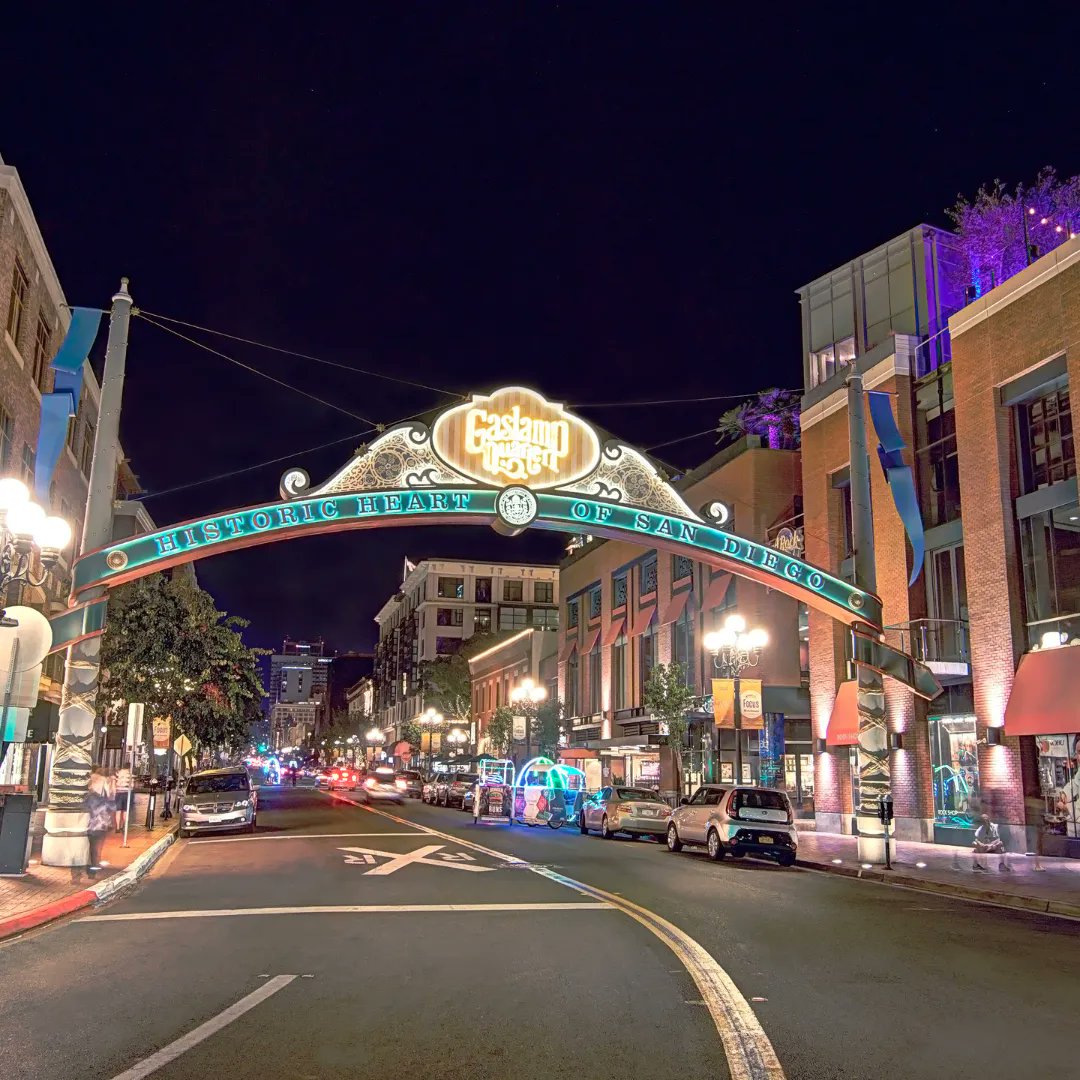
[84,903,613,922]
[107,974,297,1079]
[344,795,786,1080]
[188,832,424,844]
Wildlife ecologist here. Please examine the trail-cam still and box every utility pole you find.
[846,369,892,866]
[42,280,133,868]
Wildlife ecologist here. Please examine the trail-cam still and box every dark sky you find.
[5,6,1076,655]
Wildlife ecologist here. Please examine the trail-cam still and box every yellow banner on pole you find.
[712,679,735,728]
[739,678,764,730]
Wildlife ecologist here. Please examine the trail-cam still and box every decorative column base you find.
[856,817,895,864]
[41,810,91,866]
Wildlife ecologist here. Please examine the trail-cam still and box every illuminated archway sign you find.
[69,386,882,632]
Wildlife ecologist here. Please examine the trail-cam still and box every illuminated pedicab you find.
[472,758,514,824]
[512,757,588,830]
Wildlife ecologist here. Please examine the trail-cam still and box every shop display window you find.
[929,715,981,828]
[1036,735,1080,839]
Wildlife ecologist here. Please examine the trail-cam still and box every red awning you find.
[826,681,859,746]
[558,635,579,663]
[602,618,626,647]
[628,605,657,638]
[581,627,601,655]
[659,590,690,626]
[1004,646,1080,736]
[703,572,733,611]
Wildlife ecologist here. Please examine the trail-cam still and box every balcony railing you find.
[885,619,970,667]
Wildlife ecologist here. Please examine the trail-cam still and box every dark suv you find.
[439,773,479,809]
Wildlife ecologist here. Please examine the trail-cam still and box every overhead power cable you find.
[133,308,463,399]
[573,391,801,409]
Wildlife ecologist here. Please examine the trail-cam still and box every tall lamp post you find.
[446,728,467,758]
[704,615,768,785]
[418,707,444,772]
[0,478,72,765]
[365,726,385,764]
[509,678,546,760]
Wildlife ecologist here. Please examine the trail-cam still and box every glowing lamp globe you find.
[7,500,45,543]
[0,478,30,513]
[38,516,72,555]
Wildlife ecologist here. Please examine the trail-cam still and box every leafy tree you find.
[398,718,422,750]
[535,697,564,759]
[100,573,266,773]
[644,663,695,752]
[486,706,514,758]
[421,653,472,730]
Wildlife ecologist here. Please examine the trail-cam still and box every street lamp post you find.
[365,726,385,764]
[704,615,768,785]
[446,728,467,758]
[417,707,444,772]
[509,678,546,760]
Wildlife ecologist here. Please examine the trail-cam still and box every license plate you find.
[640,809,657,816]
[758,835,774,844]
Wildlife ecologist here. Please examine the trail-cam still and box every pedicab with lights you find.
[472,758,514,824]
[512,757,588,830]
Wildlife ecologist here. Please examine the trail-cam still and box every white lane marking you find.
[188,831,425,844]
[348,796,786,1080]
[339,843,495,875]
[108,974,297,1079]
[83,903,612,922]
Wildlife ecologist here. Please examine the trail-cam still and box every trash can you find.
[0,792,33,875]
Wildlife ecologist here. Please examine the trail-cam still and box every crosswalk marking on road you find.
[338,842,496,875]
[82,902,613,922]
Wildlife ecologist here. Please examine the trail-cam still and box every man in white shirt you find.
[972,814,1007,872]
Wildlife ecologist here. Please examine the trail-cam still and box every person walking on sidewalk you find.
[115,763,133,832]
[972,814,1008,872]
[85,770,115,877]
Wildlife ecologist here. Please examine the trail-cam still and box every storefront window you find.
[566,652,579,717]
[1020,499,1080,650]
[928,715,981,829]
[587,643,602,714]
[1036,735,1080,840]
[672,604,695,690]
[611,634,627,710]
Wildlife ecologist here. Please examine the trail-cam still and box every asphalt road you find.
[1,785,1077,1080]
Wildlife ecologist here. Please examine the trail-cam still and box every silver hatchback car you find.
[666,784,797,866]
[179,767,257,838]
[578,785,672,839]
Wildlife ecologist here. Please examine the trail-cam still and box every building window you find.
[672,555,693,582]
[20,443,35,486]
[499,607,528,631]
[6,258,29,344]
[708,576,737,627]
[1036,735,1080,840]
[475,607,493,633]
[928,716,981,830]
[1017,384,1074,491]
[672,604,696,690]
[79,418,95,476]
[438,576,464,599]
[567,599,579,628]
[534,580,553,604]
[435,636,461,656]
[927,545,968,661]
[639,620,657,699]
[916,411,961,527]
[1020,499,1080,649]
[504,579,523,602]
[32,315,51,392]
[587,640,602,714]
[565,651,579,717]
[436,607,463,627]
[532,608,558,630]
[589,586,601,620]
[640,555,657,597]
[809,336,856,389]
[611,633,628,710]
[0,404,13,471]
[475,576,492,603]
[613,572,627,609]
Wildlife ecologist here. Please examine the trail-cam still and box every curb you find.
[796,857,1079,920]
[0,826,178,943]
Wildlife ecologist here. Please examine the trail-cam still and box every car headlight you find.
[182,803,197,812]
[233,798,251,808]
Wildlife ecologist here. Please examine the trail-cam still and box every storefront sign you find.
[432,386,600,489]
[712,679,735,728]
[152,717,170,753]
[740,679,764,731]
[772,526,804,558]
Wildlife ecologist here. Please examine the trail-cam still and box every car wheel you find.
[440,791,448,807]
[579,812,588,835]
[179,827,189,839]
[246,820,256,834]
[777,853,796,868]
[730,850,745,859]
[707,828,725,861]
[666,823,682,852]
[601,814,614,839]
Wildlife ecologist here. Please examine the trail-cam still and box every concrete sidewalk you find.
[797,830,1080,919]
[0,793,177,939]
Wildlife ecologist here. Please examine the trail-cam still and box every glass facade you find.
[1020,500,1080,649]
[638,620,657,699]
[1018,384,1074,491]
[671,603,695,689]
[611,633,627,710]
[929,715,981,829]
[1036,735,1080,840]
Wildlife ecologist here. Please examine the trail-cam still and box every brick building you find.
[801,226,1080,856]
[558,436,810,799]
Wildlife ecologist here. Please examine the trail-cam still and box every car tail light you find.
[332,772,340,780]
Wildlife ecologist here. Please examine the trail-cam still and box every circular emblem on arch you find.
[849,592,864,609]
[496,486,538,528]
[105,550,129,571]
[279,468,310,500]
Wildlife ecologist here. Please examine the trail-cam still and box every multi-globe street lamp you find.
[509,677,546,759]
[0,477,73,612]
[365,726,385,763]
[417,706,444,771]
[704,614,768,784]
[446,727,467,757]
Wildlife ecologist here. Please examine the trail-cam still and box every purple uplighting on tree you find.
[717,388,800,450]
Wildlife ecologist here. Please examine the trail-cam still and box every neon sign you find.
[72,487,880,629]
[464,405,569,482]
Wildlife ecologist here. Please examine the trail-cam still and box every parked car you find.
[437,772,479,808]
[665,785,797,866]
[179,766,257,838]
[422,776,441,804]
[360,766,405,804]
[395,770,425,799]
[327,765,362,790]
[579,785,671,839]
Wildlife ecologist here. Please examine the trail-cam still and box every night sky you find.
[5,7,1076,655]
